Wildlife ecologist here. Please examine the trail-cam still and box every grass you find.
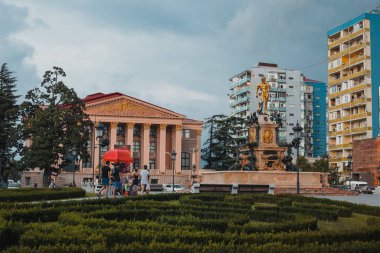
[318,213,370,232]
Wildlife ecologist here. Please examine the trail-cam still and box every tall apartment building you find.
[229,62,307,156]
[304,79,327,158]
[327,11,380,174]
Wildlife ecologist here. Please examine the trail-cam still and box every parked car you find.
[163,184,185,192]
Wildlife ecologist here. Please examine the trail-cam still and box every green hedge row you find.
[0,188,86,202]
[255,205,339,221]
[4,239,380,253]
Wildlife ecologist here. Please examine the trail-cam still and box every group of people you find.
[97,161,150,198]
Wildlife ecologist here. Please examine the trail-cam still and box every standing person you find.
[130,169,139,196]
[112,162,122,198]
[97,161,111,198]
[140,165,150,194]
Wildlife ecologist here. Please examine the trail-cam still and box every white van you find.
[345,181,368,191]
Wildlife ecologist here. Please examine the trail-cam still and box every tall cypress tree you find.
[0,63,20,185]
[201,114,246,170]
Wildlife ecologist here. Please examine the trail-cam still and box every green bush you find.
[0,188,85,202]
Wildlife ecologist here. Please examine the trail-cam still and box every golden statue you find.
[256,76,270,114]
[249,127,256,143]
[263,129,273,144]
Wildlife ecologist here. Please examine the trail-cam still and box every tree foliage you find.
[201,115,246,170]
[298,154,329,173]
[20,67,91,186]
[0,63,21,184]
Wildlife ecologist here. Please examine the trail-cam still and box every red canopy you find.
[103,149,134,163]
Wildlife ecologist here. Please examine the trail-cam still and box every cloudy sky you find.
[1,0,378,121]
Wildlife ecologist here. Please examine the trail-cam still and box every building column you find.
[93,122,101,175]
[196,129,202,176]
[126,123,134,153]
[157,124,167,174]
[141,123,151,169]
[172,124,182,173]
[110,122,118,149]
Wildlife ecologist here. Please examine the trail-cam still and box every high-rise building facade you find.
[327,12,380,175]
[304,79,327,158]
[229,62,307,156]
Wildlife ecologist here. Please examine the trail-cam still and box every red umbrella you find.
[103,149,134,163]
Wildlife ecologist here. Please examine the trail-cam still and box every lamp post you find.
[191,164,197,185]
[292,121,303,194]
[70,147,79,187]
[347,154,352,190]
[170,150,177,192]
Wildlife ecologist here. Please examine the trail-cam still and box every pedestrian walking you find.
[98,161,111,198]
[112,162,122,198]
[140,165,150,194]
[129,168,139,196]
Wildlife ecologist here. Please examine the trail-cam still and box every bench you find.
[149,184,164,191]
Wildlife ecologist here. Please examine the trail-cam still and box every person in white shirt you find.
[140,165,150,194]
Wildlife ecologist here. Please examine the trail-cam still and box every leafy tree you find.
[298,156,313,172]
[20,67,90,187]
[201,114,246,170]
[0,63,21,185]
[312,154,329,173]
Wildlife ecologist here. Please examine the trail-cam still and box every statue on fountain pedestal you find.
[256,76,270,114]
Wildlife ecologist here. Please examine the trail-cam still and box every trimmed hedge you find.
[1,193,380,252]
[0,188,86,202]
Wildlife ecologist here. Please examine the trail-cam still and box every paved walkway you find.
[315,194,380,207]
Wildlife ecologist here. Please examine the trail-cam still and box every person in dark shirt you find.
[112,162,122,198]
[97,161,111,198]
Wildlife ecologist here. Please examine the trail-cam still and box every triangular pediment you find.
[85,96,185,119]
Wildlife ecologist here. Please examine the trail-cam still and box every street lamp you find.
[191,164,197,185]
[170,150,177,192]
[70,147,79,186]
[292,121,303,194]
[347,154,352,190]
[95,123,109,180]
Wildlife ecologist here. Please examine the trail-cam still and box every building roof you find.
[304,78,324,84]
[83,92,202,125]
[327,12,380,36]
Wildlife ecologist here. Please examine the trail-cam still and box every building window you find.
[149,142,156,153]
[289,77,294,80]
[117,124,125,136]
[116,141,125,146]
[82,160,91,168]
[25,177,31,186]
[133,141,140,156]
[183,129,190,139]
[181,152,190,170]
[289,113,294,116]
[133,159,140,170]
[289,86,294,88]
[150,126,157,138]
[133,125,141,137]
[149,160,156,170]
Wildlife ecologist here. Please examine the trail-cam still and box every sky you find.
[1,0,378,121]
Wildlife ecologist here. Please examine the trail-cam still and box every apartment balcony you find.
[328,83,369,98]
[277,97,286,102]
[230,96,250,107]
[232,87,251,96]
[328,97,368,111]
[328,112,371,124]
[328,55,368,75]
[233,105,249,114]
[230,77,251,89]
[328,130,342,137]
[329,70,370,86]
[269,87,286,93]
[328,41,369,62]
[328,27,369,50]
[328,143,352,150]
[343,126,371,136]
[269,106,286,112]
